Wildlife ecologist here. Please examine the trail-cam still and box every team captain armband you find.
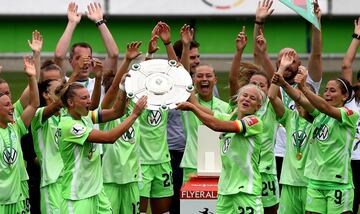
[234,116,262,135]
[90,110,102,123]
[233,120,246,133]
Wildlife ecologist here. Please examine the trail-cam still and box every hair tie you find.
[337,78,349,95]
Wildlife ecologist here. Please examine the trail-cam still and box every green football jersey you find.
[138,109,169,164]
[180,95,229,169]
[215,112,263,196]
[0,118,28,204]
[278,108,319,187]
[58,110,103,200]
[31,107,63,188]
[305,107,359,185]
[102,114,140,184]
[255,99,278,175]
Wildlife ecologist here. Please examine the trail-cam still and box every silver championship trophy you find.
[125,59,194,111]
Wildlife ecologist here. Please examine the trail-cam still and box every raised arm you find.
[307,0,323,82]
[230,27,247,98]
[101,42,142,110]
[54,2,81,76]
[19,30,43,108]
[89,58,103,110]
[297,69,341,120]
[253,0,274,66]
[179,24,194,71]
[145,35,159,61]
[86,2,119,75]
[342,17,360,84]
[177,101,241,132]
[21,57,40,128]
[87,96,147,144]
[155,22,177,60]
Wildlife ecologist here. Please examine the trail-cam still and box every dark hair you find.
[173,40,200,59]
[41,59,62,72]
[357,70,360,81]
[57,82,85,108]
[252,70,271,87]
[38,79,58,107]
[335,77,353,104]
[69,42,93,59]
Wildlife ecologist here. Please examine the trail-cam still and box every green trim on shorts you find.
[0,199,29,214]
[305,187,354,214]
[278,185,307,214]
[40,182,63,214]
[139,162,174,198]
[217,193,263,214]
[260,173,280,207]
[104,182,140,214]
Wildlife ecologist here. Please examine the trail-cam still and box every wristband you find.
[146,52,154,58]
[352,33,360,40]
[164,41,171,46]
[254,20,264,25]
[95,19,106,27]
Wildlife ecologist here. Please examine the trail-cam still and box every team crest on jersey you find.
[222,137,232,154]
[147,110,162,126]
[54,128,61,145]
[3,146,17,165]
[121,126,135,143]
[243,116,258,126]
[315,125,329,141]
[71,124,85,136]
[291,130,307,147]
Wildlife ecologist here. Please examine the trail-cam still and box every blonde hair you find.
[235,84,267,107]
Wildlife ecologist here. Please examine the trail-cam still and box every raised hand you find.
[156,21,171,44]
[28,30,43,53]
[133,96,147,116]
[180,24,194,45]
[354,17,360,35]
[23,56,36,77]
[87,2,103,22]
[236,26,247,51]
[279,51,296,70]
[92,58,103,78]
[256,0,274,22]
[126,42,142,60]
[272,73,286,87]
[313,0,321,22]
[67,2,81,24]
[294,65,308,87]
[256,29,267,53]
[148,35,159,54]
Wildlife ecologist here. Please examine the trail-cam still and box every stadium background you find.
[0,0,359,100]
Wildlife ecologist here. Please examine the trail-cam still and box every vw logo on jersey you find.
[315,125,329,141]
[121,126,135,143]
[90,143,97,153]
[147,110,162,126]
[71,124,86,136]
[222,137,232,154]
[3,147,17,165]
[54,128,61,145]
[291,130,307,147]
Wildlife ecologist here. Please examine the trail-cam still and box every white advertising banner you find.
[332,0,360,15]
[109,0,328,16]
[0,0,105,15]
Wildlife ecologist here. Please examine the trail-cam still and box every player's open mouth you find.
[200,81,210,89]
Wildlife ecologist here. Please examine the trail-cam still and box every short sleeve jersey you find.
[138,109,169,164]
[275,75,321,157]
[305,107,359,185]
[58,110,102,200]
[180,96,229,169]
[255,99,278,175]
[31,107,63,188]
[278,108,319,186]
[0,118,28,204]
[101,114,141,184]
[215,112,263,196]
